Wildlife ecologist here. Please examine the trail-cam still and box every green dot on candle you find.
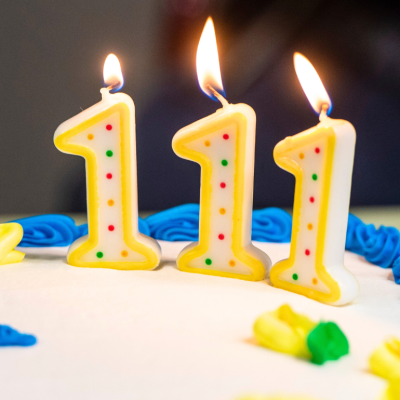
[312,174,318,181]
[292,273,298,281]
[106,150,113,157]
[96,252,104,259]
[221,159,228,166]
[205,258,212,265]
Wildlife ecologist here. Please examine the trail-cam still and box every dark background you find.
[1,0,400,213]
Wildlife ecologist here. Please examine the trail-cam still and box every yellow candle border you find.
[271,127,341,302]
[173,112,266,281]
[55,103,159,270]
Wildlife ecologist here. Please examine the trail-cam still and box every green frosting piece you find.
[306,322,349,365]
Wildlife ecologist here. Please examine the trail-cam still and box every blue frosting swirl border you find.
[10,205,400,284]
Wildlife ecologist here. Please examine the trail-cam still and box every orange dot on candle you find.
[299,153,304,159]
[87,134,94,140]
[312,278,318,285]
[307,223,313,230]
[229,260,235,267]
[107,199,114,206]
[121,251,128,257]
[205,140,210,147]
[219,208,226,215]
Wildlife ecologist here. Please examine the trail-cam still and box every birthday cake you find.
[0,207,398,400]
[1,16,400,400]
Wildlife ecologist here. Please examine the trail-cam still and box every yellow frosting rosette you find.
[254,304,315,359]
[237,395,320,400]
[0,223,24,265]
[379,380,400,400]
[370,337,400,381]
[253,304,349,365]
[369,337,400,400]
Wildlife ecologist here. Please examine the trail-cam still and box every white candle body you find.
[321,117,359,305]
[54,89,160,269]
[271,116,359,305]
[173,103,270,280]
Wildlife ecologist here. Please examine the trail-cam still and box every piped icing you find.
[146,204,200,241]
[253,304,349,365]
[0,325,36,347]
[345,214,400,277]
[0,223,25,264]
[12,214,149,247]
[13,215,87,247]
[251,207,292,242]
[10,206,400,284]
[146,204,292,243]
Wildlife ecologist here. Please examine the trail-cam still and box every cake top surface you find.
[0,240,397,400]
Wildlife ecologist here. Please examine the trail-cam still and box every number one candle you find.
[54,54,160,270]
[270,53,359,305]
[172,18,271,281]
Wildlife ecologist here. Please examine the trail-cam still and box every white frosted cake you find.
[0,240,398,400]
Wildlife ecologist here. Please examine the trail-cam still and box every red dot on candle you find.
[108,225,115,231]
[315,147,320,154]
[106,124,112,131]
[310,196,315,203]
[220,182,226,188]
[223,134,229,140]
[218,234,224,240]
[106,173,112,179]
[305,249,310,256]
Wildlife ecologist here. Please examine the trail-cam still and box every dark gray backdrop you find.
[1,0,400,213]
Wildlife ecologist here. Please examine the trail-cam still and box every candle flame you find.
[294,52,332,115]
[103,54,124,92]
[196,17,225,101]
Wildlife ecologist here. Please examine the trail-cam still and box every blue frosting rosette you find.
[12,214,150,247]
[146,204,200,241]
[345,214,400,283]
[12,215,87,247]
[0,325,36,347]
[251,207,292,243]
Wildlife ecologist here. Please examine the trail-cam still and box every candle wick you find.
[106,81,121,91]
[319,104,329,121]
[207,85,229,107]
